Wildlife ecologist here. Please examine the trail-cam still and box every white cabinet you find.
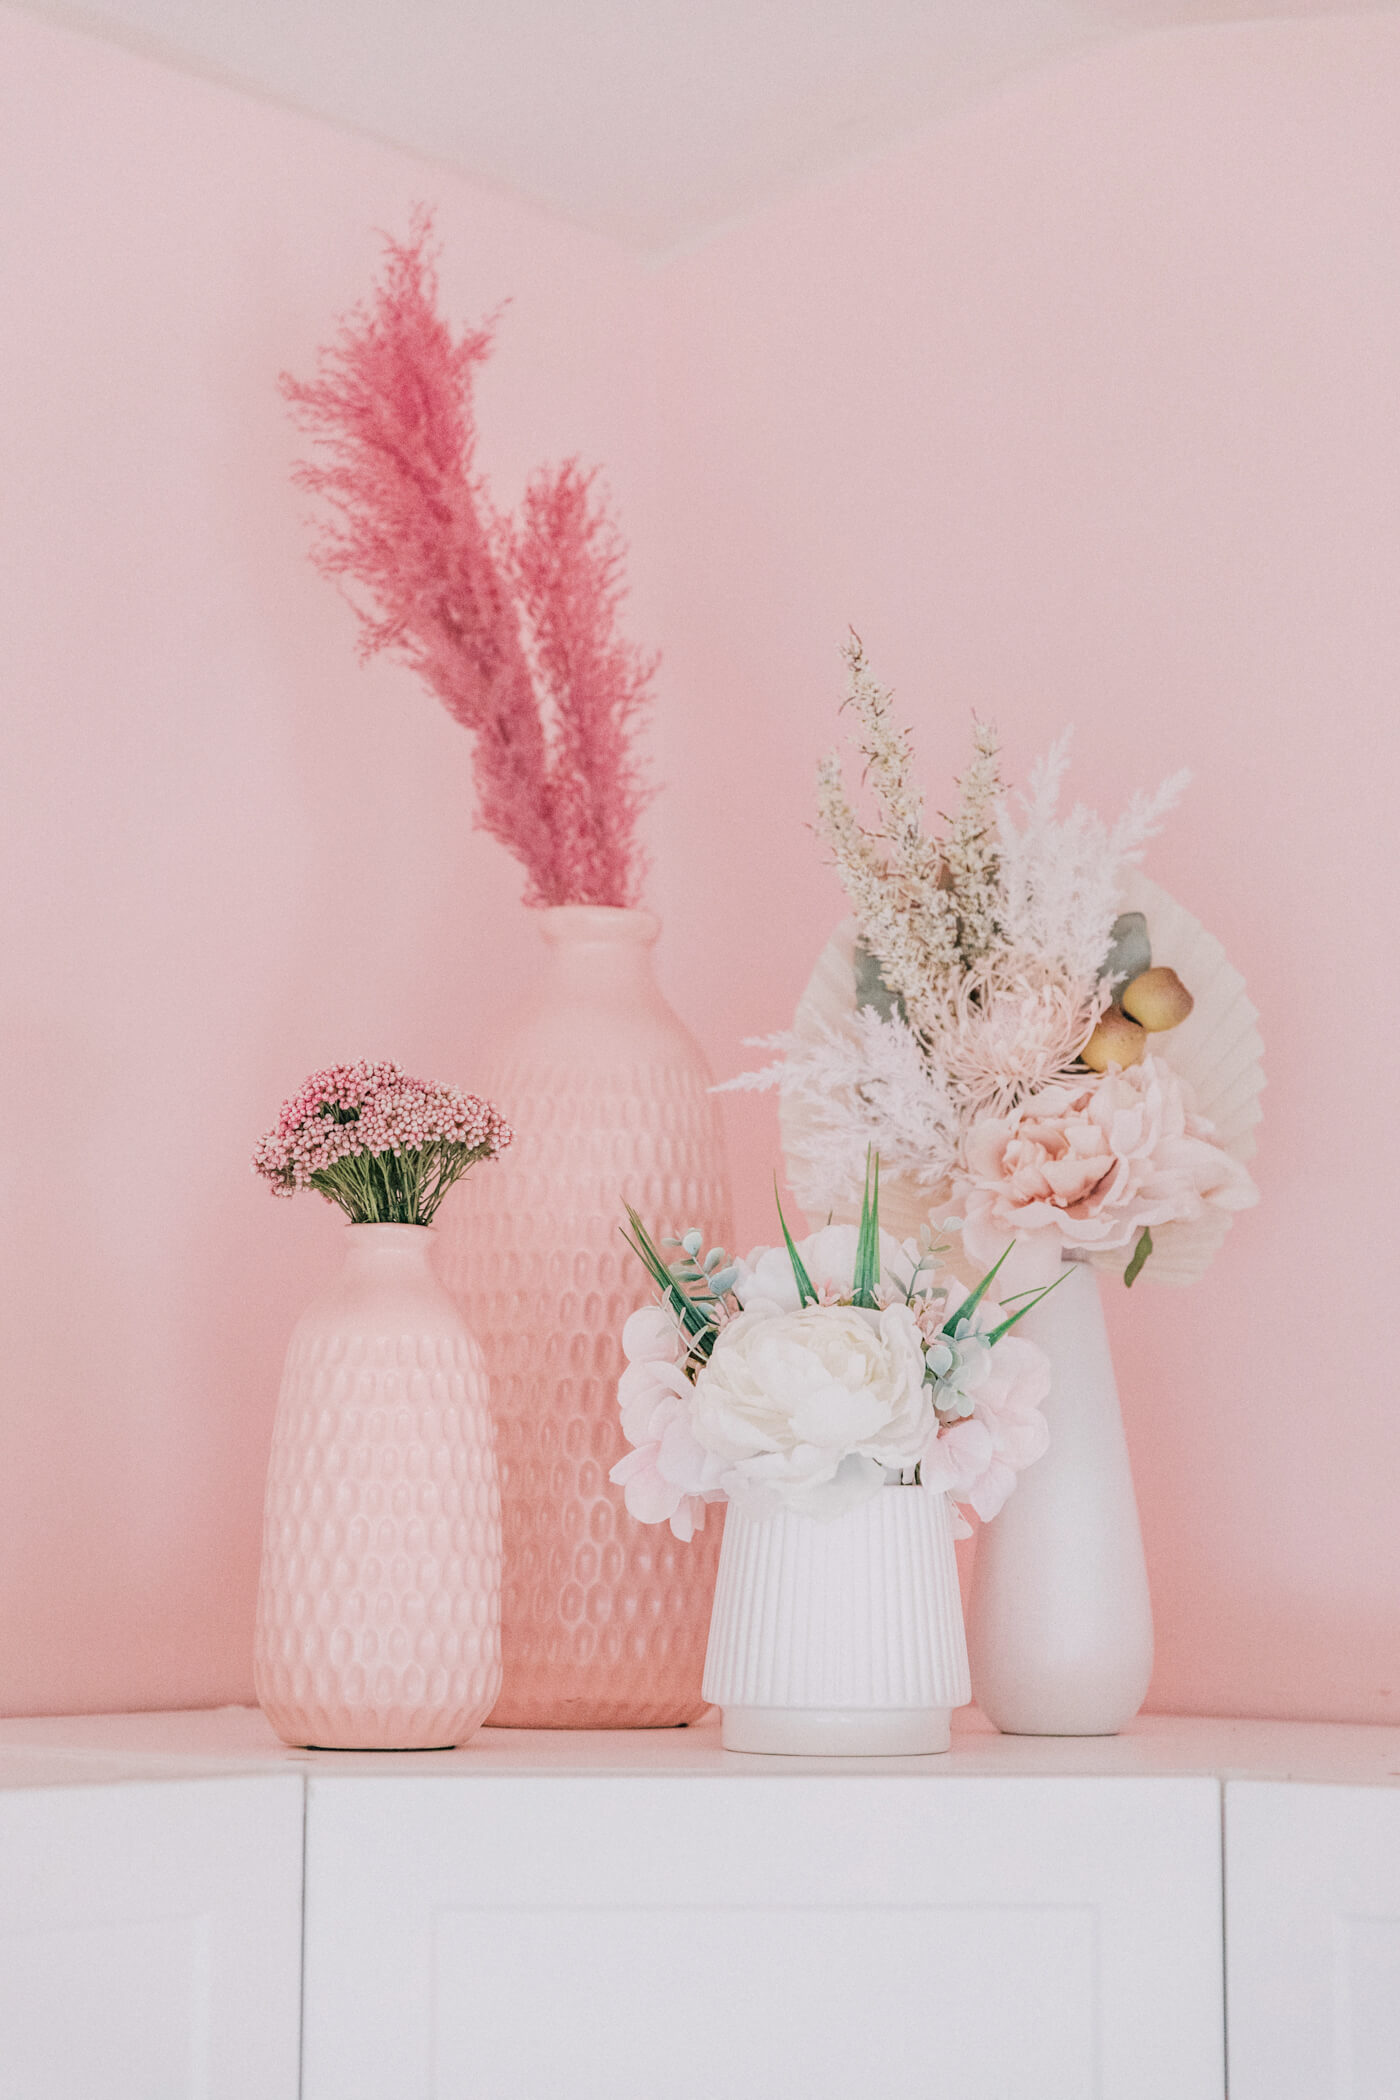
[0,1769,303,2100]
[302,1769,1224,2100]
[1226,1780,1400,2100]
[5,1707,1400,2100]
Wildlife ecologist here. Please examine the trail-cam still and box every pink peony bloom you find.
[921,1332,1052,1524]
[621,1305,684,1367]
[611,1309,724,1541]
[955,1054,1255,1270]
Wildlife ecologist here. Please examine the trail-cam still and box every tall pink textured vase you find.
[254,1223,502,1750]
[966,1259,1153,1736]
[437,905,732,1728]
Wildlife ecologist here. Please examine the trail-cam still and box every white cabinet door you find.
[304,1772,1223,2100]
[0,1774,304,2100]
[1227,1780,1400,2100]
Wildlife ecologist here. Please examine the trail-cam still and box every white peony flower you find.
[689,1300,934,1520]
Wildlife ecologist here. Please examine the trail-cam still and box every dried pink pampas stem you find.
[281,210,652,907]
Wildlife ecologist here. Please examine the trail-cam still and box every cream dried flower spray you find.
[728,636,1255,1285]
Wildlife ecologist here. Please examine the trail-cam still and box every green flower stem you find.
[308,1139,494,1226]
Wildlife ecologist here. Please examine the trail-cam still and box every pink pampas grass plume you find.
[504,459,654,912]
[282,210,652,908]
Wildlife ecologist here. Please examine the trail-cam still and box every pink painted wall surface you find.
[0,3,659,1712]
[4,4,1399,1724]
[655,15,1400,1724]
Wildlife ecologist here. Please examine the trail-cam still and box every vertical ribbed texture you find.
[702,1485,970,1712]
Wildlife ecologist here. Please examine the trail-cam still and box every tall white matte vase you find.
[703,1480,971,1755]
[437,906,732,1728]
[967,1259,1153,1736]
[254,1223,503,1751]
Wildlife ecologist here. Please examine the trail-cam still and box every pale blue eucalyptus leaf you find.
[1100,912,1151,989]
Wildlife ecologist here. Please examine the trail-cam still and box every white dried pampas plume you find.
[718,1007,959,1217]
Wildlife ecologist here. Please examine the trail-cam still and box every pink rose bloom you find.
[955,1054,1255,1271]
[610,1307,724,1541]
[922,1332,1052,1524]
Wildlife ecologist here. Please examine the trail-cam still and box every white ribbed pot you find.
[702,1480,971,1756]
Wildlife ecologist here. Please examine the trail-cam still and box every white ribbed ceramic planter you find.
[702,1480,970,1756]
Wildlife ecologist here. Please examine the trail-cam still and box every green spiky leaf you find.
[851,1150,882,1309]
[942,1240,1014,1337]
[983,1268,1069,1346]
[774,1179,818,1307]
[620,1207,712,1342]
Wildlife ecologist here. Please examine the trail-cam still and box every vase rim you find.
[341,1219,434,1235]
[536,904,659,947]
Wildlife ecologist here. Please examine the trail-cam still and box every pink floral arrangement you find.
[282,213,653,908]
[732,637,1259,1287]
[611,1166,1052,1541]
[253,1059,511,1225]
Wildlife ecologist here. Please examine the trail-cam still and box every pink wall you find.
[655,16,1400,1724]
[4,4,1399,1724]
[0,4,658,1712]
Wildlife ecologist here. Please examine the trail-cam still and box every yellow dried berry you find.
[1121,966,1194,1032]
[1081,1009,1148,1073]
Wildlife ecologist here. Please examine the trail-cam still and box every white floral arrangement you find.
[725,638,1260,1287]
[610,1164,1053,1542]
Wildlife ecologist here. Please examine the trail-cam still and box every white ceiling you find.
[15,0,1389,250]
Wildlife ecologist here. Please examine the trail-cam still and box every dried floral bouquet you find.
[729,639,1257,1285]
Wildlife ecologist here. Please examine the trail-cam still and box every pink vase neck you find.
[534,906,661,1000]
[311,1222,463,1335]
[539,905,659,945]
[336,1221,436,1281]
[541,902,667,982]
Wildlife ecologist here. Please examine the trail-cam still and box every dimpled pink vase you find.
[254,1223,502,1749]
[436,906,731,1728]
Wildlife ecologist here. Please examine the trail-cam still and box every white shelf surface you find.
[1,1702,1398,1789]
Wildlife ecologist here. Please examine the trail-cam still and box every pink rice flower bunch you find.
[252,1059,511,1226]
[282,211,653,909]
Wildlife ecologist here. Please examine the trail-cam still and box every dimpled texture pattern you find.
[255,1301,502,1750]
[439,917,733,1731]
[440,1056,730,1726]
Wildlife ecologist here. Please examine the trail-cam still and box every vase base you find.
[300,1741,458,1753]
[484,1701,709,1731]
[991,1723,1128,1738]
[719,1706,952,1757]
